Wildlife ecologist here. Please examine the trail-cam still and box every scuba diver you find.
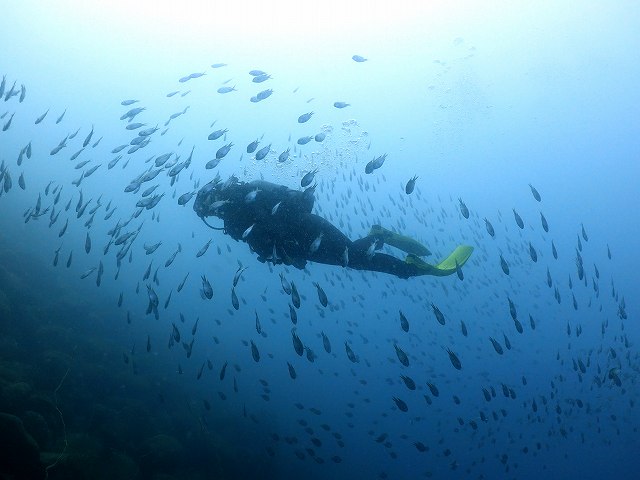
[193,175,473,279]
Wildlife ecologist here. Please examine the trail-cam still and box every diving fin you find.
[369,224,431,257]
[405,245,474,277]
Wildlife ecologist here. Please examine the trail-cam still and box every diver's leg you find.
[347,246,421,279]
[287,214,353,267]
[366,225,431,257]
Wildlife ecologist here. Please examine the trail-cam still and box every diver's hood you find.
[193,181,220,218]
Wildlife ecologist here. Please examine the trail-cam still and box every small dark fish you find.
[431,303,445,325]
[219,361,228,380]
[56,109,67,124]
[313,282,328,307]
[292,328,304,356]
[252,73,271,83]
[426,382,439,397]
[256,89,272,101]
[255,143,271,161]
[399,310,409,332]
[52,245,62,267]
[35,109,49,124]
[540,212,549,232]
[246,139,259,153]
[232,266,247,287]
[333,101,350,108]
[289,303,297,325]
[177,273,189,293]
[455,259,464,280]
[482,387,492,402]
[405,175,418,195]
[499,254,510,275]
[414,442,428,452]
[529,183,541,202]
[321,331,331,353]
[345,342,359,363]
[447,348,462,370]
[290,281,300,308]
[196,361,205,380]
[513,209,524,229]
[394,343,409,367]
[216,142,233,159]
[305,346,316,363]
[484,218,495,237]
[254,310,262,334]
[529,242,538,262]
[508,297,517,320]
[352,55,367,62]
[196,239,212,258]
[278,148,290,163]
[208,128,228,140]
[489,337,504,355]
[458,198,469,219]
[250,341,260,362]
[201,275,213,299]
[58,219,68,237]
[552,240,558,259]
[231,287,239,310]
[298,111,314,123]
[85,232,92,254]
[2,113,14,131]
[191,317,199,336]
[178,191,196,206]
[460,320,468,337]
[279,273,291,294]
[171,323,181,342]
[82,125,94,148]
[364,153,386,174]
[400,375,416,390]
[179,72,205,83]
[287,362,297,379]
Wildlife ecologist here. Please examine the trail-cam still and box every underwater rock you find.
[0,381,32,411]
[0,337,20,359]
[140,434,186,472]
[0,288,11,319]
[22,410,52,450]
[47,433,139,480]
[32,350,72,390]
[0,412,45,479]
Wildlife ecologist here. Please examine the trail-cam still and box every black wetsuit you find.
[193,178,423,278]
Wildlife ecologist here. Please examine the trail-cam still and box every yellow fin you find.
[406,245,474,277]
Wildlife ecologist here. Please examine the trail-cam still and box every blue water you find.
[1,2,638,479]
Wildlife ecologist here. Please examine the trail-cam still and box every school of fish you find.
[0,58,634,479]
